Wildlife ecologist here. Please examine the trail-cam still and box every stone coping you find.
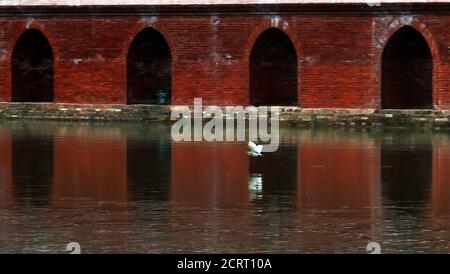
[0,102,449,129]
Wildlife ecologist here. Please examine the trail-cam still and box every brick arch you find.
[245,20,302,59]
[381,19,440,63]
[123,22,177,63]
[246,21,300,107]
[11,27,55,102]
[377,17,440,109]
[125,25,173,105]
[245,20,301,106]
[7,22,58,102]
[10,22,59,61]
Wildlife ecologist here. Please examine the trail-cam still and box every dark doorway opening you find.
[12,29,54,102]
[250,28,298,106]
[127,28,172,105]
[382,26,433,109]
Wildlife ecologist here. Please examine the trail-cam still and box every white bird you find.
[247,141,263,157]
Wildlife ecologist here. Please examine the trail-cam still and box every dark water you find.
[0,120,450,254]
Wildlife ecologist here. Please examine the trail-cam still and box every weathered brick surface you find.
[0,4,448,108]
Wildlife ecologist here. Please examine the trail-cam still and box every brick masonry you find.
[0,4,448,120]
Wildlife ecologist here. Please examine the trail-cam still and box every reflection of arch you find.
[249,28,298,106]
[12,29,54,102]
[382,26,433,109]
[127,28,172,105]
[12,133,54,206]
[380,134,432,240]
[381,136,432,204]
[126,125,171,201]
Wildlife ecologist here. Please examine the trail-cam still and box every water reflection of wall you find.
[53,126,127,202]
[3,120,450,252]
[249,144,297,197]
[431,134,450,217]
[297,131,380,211]
[0,130,12,207]
[381,134,432,207]
[379,132,434,252]
[12,131,54,207]
[294,131,381,252]
[171,142,249,208]
[169,141,253,252]
[430,135,450,252]
[127,130,171,202]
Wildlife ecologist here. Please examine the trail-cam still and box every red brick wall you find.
[0,5,448,108]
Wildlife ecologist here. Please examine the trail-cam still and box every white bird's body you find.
[248,141,263,157]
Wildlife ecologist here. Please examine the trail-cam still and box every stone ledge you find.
[0,103,449,129]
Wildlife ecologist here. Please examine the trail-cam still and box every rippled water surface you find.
[1,120,450,253]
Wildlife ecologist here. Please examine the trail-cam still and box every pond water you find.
[0,120,449,253]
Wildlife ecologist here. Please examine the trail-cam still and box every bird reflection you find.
[248,173,263,201]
